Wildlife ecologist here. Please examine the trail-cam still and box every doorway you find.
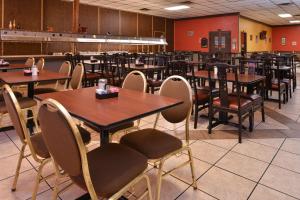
[241,32,247,55]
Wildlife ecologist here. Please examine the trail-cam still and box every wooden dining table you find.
[0,63,31,72]
[0,70,70,98]
[35,87,182,145]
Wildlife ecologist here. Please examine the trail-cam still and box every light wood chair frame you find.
[41,99,153,200]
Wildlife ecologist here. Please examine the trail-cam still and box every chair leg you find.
[279,91,282,109]
[261,103,265,122]
[249,110,254,132]
[155,160,165,200]
[238,114,242,143]
[187,147,197,189]
[144,175,153,200]
[208,107,213,134]
[194,105,198,129]
[11,144,26,191]
[32,159,50,200]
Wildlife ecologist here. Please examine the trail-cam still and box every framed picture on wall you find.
[250,35,253,41]
[255,35,258,43]
[281,37,286,46]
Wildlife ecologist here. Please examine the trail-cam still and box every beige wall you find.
[239,17,272,52]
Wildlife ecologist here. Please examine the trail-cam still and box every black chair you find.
[207,63,254,143]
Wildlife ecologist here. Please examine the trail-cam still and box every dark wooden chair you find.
[207,63,254,143]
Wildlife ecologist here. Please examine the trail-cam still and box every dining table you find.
[0,63,31,72]
[0,70,70,133]
[35,87,183,145]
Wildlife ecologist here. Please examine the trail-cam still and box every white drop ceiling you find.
[78,0,300,25]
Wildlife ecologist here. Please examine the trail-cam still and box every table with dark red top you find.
[0,63,31,72]
[35,87,182,145]
[0,70,70,98]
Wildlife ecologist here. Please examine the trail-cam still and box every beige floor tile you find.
[216,151,269,182]
[0,169,50,200]
[260,165,300,199]
[281,139,300,155]
[202,139,238,150]
[249,184,297,200]
[272,150,300,174]
[58,182,87,200]
[0,153,33,181]
[0,139,20,159]
[190,141,228,164]
[232,140,278,163]
[5,129,23,149]
[0,132,9,144]
[177,187,217,200]
[255,117,289,130]
[132,168,189,200]
[197,167,256,200]
[162,154,211,184]
[247,138,285,149]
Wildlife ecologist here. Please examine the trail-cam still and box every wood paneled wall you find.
[0,0,174,55]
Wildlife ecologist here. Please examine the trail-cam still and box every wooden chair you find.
[207,63,254,143]
[25,57,35,67]
[38,98,152,200]
[120,75,197,200]
[36,58,45,71]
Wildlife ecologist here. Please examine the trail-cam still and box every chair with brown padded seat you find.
[2,84,51,200]
[38,98,152,200]
[34,61,72,95]
[2,84,92,200]
[207,63,254,143]
[120,75,197,200]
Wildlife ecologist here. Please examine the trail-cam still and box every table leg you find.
[100,129,109,145]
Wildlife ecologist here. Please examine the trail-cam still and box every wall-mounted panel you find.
[43,0,72,32]
[99,8,119,35]
[120,11,137,37]
[166,19,174,52]
[42,43,72,55]
[153,16,165,36]
[4,42,41,55]
[79,4,98,34]
[138,14,152,37]
[4,0,41,31]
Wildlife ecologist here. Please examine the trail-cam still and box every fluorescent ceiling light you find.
[165,5,190,11]
[289,20,300,23]
[278,13,292,18]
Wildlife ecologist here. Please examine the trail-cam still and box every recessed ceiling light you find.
[289,20,300,23]
[278,13,292,18]
[165,5,190,11]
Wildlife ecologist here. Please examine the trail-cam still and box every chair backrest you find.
[57,61,72,88]
[25,57,35,67]
[69,63,84,90]
[122,70,147,92]
[159,75,192,124]
[38,99,97,197]
[2,85,41,161]
[36,58,45,71]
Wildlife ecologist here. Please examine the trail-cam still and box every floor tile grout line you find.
[257,183,300,200]
[246,138,287,200]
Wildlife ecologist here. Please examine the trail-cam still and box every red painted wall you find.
[272,26,300,51]
[174,15,239,52]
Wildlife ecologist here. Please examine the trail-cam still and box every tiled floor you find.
[1,81,300,199]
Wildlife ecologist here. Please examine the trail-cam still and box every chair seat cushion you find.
[71,143,147,198]
[147,79,163,87]
[230,93,262,103]
[77,125,91,144]
[271,82,285,90]
[193,89,210,104]
[120,128,182,159]
[30,134,51,158]
[34,88,58,95]
[110,121,135,133]
[213,96,252,110]
[0,97,37,114]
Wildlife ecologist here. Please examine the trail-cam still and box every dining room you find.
[0,0,300,200]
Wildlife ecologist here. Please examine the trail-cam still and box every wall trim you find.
[175,12,240,21]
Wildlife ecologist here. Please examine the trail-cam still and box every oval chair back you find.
[38,99,97,198]
[25,57,35,67]
[122,70,147,92]
[56,61,72,89]
[36,58,45,71]
[69,63,84,90]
